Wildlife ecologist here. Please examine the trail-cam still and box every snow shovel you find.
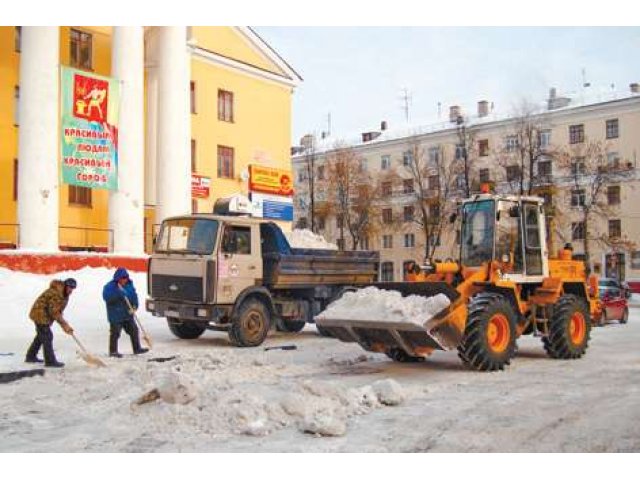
[71,334,107,367]
[122,295,153,350]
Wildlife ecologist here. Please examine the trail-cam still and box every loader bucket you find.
[315,282,464,357]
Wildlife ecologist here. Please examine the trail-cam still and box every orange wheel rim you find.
[487,314,510,353]
[569,312,586,345]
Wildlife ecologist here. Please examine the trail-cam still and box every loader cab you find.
[460,195,548,282]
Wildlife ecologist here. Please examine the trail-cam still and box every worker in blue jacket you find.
[102,267,148,358]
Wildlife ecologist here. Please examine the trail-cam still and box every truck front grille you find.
[151,274,203,302]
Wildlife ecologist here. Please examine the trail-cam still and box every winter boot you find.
[133,348,149,355]
[25,357,44,364]
[45,361,65,368]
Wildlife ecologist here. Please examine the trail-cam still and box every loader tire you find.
[543,294,591,359]
[458,292,517,371]
[229,299,271,347]
[167,320,206,339]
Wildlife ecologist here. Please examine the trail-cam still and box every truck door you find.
[523,203,544,276]
[217,224,263,304]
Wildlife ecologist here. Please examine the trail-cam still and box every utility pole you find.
[400,88,412,123]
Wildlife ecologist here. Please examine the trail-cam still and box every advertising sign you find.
[248,165,294,197]
[60,67,119,190]
[251,193,294,221]
[191,174,211,198]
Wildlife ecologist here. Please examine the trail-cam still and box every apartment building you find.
[292,84,640,281]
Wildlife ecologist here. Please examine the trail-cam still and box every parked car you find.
[599,277,631,299]
[597,284,629,325]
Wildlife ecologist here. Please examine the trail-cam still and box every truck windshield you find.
[460,200,495,266]
[155,218,219,255]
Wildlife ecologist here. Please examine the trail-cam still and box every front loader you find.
[316,193,601,371]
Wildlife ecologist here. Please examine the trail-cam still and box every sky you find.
[255,27,640,144]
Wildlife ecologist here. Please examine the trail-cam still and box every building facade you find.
[0,26,300,254]
[292,86,640,282]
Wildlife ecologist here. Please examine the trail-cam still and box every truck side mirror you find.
[509,205,520,218]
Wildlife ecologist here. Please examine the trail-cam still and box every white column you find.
[17,27,60,251]
[156,26,191,223]
[109,27,145,255]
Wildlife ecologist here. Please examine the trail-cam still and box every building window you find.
[69,185,92,207]
[382,235,393,249]
[217,145,234,179]
[609,219,621,239]
[455,143,465,159]
[317,217,326,230]
[607,152,620,171]
[336,214,344,229]
[429,204,440,221]
[70,29,92,70]
[336,238,345,251]
[479,168,490,183]
[428,233,440,246]
[190,82,196,114]
[571,157,586,176]
[13,159,18,201]
[506,165,520,182]
[478,139,489,156]
[569,124,584,144]
[297,169,307,182]
[317,165,325,180]
[608,185,621,205]
[381,262,394,282]
[382,208,393,224]
[539,130,551,148]
[428,174,439,190]
[358,158,368,172]
[455,173,466,190]
[428,147,440,164]
[538,160,552,177]
[505,135,519,152]
[403,179,414,194]
[191,139,196,173]
[360,237,370,250]
[606,119,619,139]
[404,233,415,248]
[572,222,585,241]
[14,86,19,126]
[571,189,585,207]
[15,27,21,53]
[381,155,391,170]
[631,251,640,270]
[402,150,413,166]
[218,89,234,122]
[403,206,414,222]
[381,181,393,197]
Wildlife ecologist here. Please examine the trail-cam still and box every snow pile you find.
[157,373,198,405]
[285,229,338,250]
[372,379,405,406]
[316,287,451,327]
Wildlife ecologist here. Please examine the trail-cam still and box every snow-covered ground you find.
[1,267,640,452]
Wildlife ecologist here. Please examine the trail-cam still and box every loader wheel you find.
[543,294,590,359]
[458,293,517,371]
[620,308,628,324]
[167,320,206,339]
[229,299,271,347]
[276,318,306,333]
[385,348,425,363]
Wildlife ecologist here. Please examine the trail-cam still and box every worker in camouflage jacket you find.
[26,278,77,367]
[102,267,148,358]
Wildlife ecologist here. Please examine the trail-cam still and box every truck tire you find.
[276,318,306,333]
[167,320,206,339]
[543,294,591,359]
[229,298,271,347]
[457,292,518,371]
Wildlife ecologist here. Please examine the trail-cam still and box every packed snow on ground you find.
[284,229,338,250]
[316,287,451,327]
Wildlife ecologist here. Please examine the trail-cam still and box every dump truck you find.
[145,211,378,347]
[316,193,601,371]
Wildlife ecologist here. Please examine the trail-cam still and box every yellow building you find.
[0,26,300,253]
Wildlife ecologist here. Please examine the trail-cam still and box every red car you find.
[597,283,629,325]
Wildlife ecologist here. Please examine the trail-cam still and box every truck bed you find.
[263,248,379,288]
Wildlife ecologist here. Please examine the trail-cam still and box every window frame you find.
[68,185,92,207]
[569,124,584,145]
[218,89,234,123]
[217,145,235,179]
[606,119,619,139]
[70,28,93,70]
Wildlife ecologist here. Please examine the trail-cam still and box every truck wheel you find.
[457,292,517,371]
[543,294,591,359]
[620,308,628,324]
[276,318,306,333]
[167,320,206,339]
[229,298,271,347]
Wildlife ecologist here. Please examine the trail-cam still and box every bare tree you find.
[325,146,380,250]
[556,139,636,272]
[454,115,477,197]
[402,138,462,261]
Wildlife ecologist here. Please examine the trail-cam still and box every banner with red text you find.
[60,66,119,190]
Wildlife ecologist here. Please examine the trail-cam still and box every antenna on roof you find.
[399,88,412,123]
[582,68,591,88]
